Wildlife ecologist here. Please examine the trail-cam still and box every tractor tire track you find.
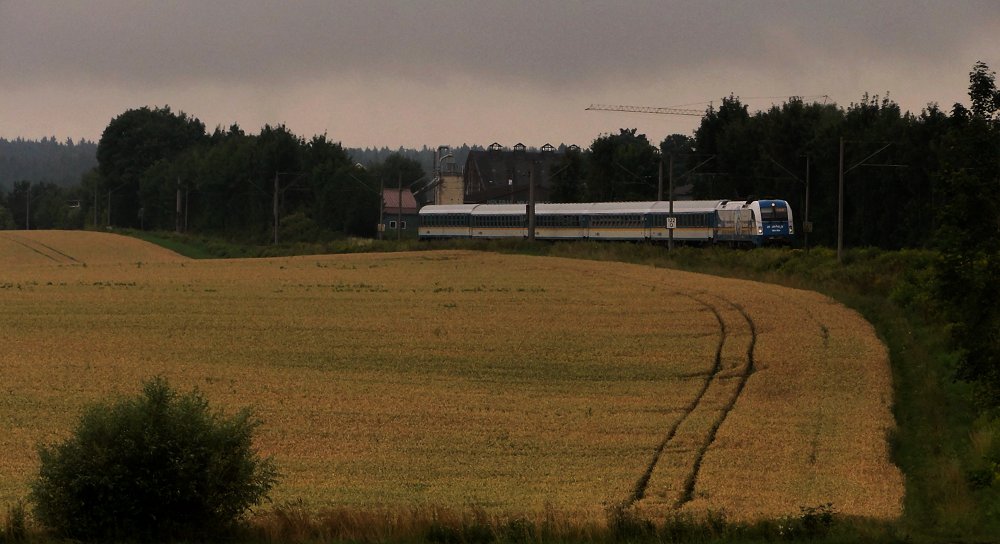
[797,306,832,468]
[1,233,82,264]
[674,298,756,508]
[625,292,727,507]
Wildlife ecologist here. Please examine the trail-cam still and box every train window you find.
[427,215,462,227]
[592,214,640,228]
[677,214,707,228]
[538,215,581,227]
[760,204,788,222]
[477,215,522,228]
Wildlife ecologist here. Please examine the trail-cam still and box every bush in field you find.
[30,377,278,541]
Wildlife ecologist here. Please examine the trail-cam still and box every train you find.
[418,199,794,246]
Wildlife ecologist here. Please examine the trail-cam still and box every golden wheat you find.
[0,231,902,521]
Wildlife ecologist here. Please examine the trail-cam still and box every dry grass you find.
[0,231,902,523]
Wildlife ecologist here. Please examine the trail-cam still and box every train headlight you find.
[757,226,763,235]
[789,224,794,234]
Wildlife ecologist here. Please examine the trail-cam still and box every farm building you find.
[462,143,566,204]
[381,188,418,236]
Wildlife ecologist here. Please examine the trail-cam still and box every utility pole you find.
[804,156,811,252]
[377,177,384,240]
[273,171,280,245]
[176,177,183,234]
[528,162,536,241]
[837,137,845,263]
[668,155,674,252]
[25,182,30,230]
[397,172,402,242]
[657,158,663,201]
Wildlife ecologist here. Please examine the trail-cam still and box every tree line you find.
[0,63,996,253]
[66,111,426,240]
[546,65,994,252]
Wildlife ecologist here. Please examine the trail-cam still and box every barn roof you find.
[383,188,417,213]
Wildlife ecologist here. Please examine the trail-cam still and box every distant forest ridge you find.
[0,137,98,189]
[0,137,575,190]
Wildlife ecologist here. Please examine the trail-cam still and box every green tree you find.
[686,93,942,249]
[586,128,658,201]
[31,377,277,542]
[839,94,915,248]
[371,152,425,190]
[549,145,586,203]
[97,106,206,228]
[659,134,698,199]
[28,181,84,230]
[969,61,1000,119]
[7,181,31,229]
[191,125,262,235]
[0,202,15,229]
[692,95,757,199]
[304,134,363,237]
[935,62,1000,406]
[78,168,104,228]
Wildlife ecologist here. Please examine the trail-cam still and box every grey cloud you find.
[3,1,996,90]
[1,0,998,145]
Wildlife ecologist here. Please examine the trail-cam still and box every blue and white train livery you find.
[418,199,794,246]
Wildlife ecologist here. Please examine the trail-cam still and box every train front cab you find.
[753,199,794,245]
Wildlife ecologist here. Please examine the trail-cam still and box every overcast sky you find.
[2,1,998,149]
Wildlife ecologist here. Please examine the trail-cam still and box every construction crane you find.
[585,104,703,116]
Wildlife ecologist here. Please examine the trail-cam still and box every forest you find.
[0,136,97,190]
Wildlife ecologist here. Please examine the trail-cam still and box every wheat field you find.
[0,231,902,521]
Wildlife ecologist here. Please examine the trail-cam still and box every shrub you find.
[30,377,278,542]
